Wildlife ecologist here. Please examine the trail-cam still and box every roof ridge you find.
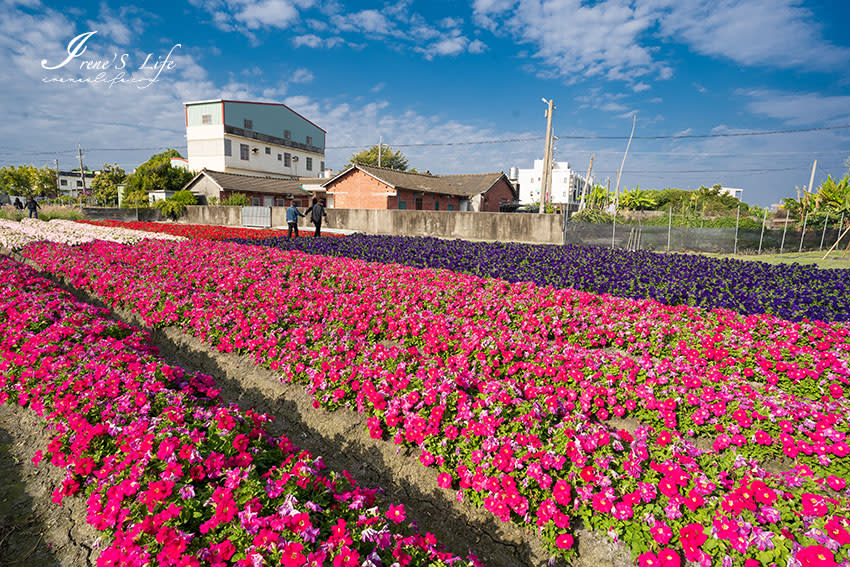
[203,168,300,182]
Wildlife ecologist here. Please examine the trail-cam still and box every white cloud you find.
[291,68,314,83]
[649,0,850,72]
[693,82,706,93]
[740,89,850,126]
[468,39,487,54]
[632,82,650,92]
[473,0,849,83]
[190,0,315,32]
[473,0,660,82]
[331,9,396,35]
[292,33,343,48]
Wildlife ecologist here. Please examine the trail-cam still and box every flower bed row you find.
[218,233,848,323]
[0,218,185,250]
[77,220,345,241]
[20,238,850,567]
[0,254,474,567]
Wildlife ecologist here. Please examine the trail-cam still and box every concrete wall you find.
[82,207,162,222]
[179,206,564,243]
[327,209,564,244]
[184,205,242,226]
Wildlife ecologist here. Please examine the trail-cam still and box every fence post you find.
[820,212,830,251]
[799,210,809,253]
[611,207,617,249]
[780,209,790,253]
[733,204,740,255]
[666,206,672,252]
[757,208,767,255]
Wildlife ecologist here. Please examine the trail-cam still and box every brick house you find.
[183,169,312,207]
[322,164,517,212]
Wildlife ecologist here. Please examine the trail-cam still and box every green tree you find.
[345,144,409,171]
[221,193,250,206]
[0,165,57,197]
[154,189,197,219]
[122,149,194,208]
[92,163,126,206]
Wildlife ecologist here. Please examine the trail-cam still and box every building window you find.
[415,197,423,210]
[202,114,212,124]
[306,157,312,171]
[448,203,454,211]
[224,139,232,156]
[306,135,312,145]
[265,147,271,155]
[275,197,286,206]
[284,153,291,167]
[251,197,261,206]
[77,180,83,187]
[398,201,407,210]
[240,144,249,160]
[60,179,67,186]
[435,201,440,211]
[320,161,325,171]
[244,119,253,130]
[277,154,282,161]
[284,130,291,140]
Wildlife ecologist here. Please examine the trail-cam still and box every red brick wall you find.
[394,189,462,211]
[481,178,515,212]
[325,169,391,209]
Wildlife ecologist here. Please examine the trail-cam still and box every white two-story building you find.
[183,99,326,179]
[512,160,586,205]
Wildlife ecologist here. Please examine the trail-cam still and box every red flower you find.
[282,542,306,567]
[553,479,571,506]
[796,545,836,567]
[657,548,680,567]
[386,504,406,524]
[638,551,658,567]
[555,533,574,549]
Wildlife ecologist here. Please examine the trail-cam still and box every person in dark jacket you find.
[285,200,305,237]
[305,197,328,237]
[25,197,40,219]
[13,197,23,210]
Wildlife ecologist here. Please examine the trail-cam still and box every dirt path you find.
[0,403,101,566]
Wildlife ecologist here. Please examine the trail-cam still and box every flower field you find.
[14,235,850,567]
[78,220,345,241]
[226,234,850,323]
[0,218,185,250]
[0,254,475,567]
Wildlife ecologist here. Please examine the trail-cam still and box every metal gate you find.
[242,206,271,228]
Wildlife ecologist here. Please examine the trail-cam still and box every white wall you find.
[223,134,324,178]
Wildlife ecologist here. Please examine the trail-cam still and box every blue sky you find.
[2,0,850,206]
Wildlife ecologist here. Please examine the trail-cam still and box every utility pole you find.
[807,160,817,203]
[78,146,86,207]
[578,155,593,211]
[540,98,554,214]
[378,136,382,168]
[55,159,59,199]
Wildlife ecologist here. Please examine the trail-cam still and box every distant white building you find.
[184,99,326,180]
[58,170,96,197]
[511,160,586,205]
[719,186,743,200]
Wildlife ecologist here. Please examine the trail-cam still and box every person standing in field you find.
[286,199,305,238]
[305,197,328,237]
[13,198,23,210]
[25,197,40,219]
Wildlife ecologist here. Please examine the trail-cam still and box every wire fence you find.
[563,207,848,255]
